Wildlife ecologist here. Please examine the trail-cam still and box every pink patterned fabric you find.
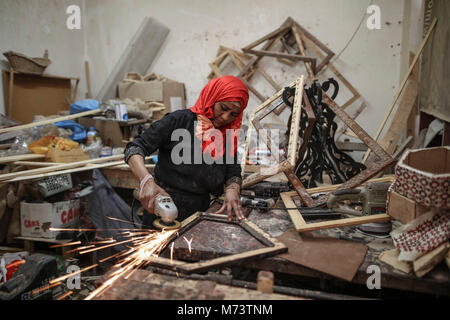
[391,164,450,208]
[391,210,450,261]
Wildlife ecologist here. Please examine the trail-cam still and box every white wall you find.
[1,0,425,141]
[0,0,87,116]
[84,0,411,137]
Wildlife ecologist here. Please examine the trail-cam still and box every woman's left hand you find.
[215,185,246,221]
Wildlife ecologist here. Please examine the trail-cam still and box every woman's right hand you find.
[139,179,170,214]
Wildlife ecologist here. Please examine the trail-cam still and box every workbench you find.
[153,200,450,299]
[95,269,305,300]
[240,206,450,298]
[98,169,450,298]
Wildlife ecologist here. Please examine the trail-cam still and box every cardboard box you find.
[78,117,125,148]
[118,80,163,102]
[20,200,81,239]
[387,190,430,224]
[118,77,186,120]
[47,148,90,163]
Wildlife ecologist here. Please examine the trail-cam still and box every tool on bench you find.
[326,182,392,237]
[242,182,290,198]
[240,196,275,211]
[133,188,181,230]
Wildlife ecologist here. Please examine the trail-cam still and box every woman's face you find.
[211,101,241,128]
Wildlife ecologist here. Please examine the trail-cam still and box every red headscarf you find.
[190,76,249,159]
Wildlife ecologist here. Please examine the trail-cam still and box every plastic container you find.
[100,146,112,158]
[86,127,97,146]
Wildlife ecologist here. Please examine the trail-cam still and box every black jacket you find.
[124,109,242,197]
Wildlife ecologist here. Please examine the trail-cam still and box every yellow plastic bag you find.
[28,135,79,154]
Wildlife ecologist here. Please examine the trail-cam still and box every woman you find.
[125,75,249,226]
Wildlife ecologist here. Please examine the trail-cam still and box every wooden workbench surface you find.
[159,200,449,297]
[240,203,450,297]
[95,269,305,300]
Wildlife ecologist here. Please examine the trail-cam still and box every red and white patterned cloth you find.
[391,147,450,209]
[391,210,450,261]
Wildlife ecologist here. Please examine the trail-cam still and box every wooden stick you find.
[242,25,292,51]
[8,67,14,118]
[0,154,123,181]
[4,160,125,183]
[0,109,103,134]
[292,25,315,78]
[243,49,316,64]
[85,61,92,99]
[282,175,394,197]
[280,192,307,229]
[362,17,437,163]
[0,154,45,164]
[12,161,62,167]
[296,214,391,233]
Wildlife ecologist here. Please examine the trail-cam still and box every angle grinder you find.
[326,182,392,237]
[133,188,181,230]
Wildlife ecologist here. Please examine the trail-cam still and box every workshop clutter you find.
[118,72,186,120]
[20,199,81,239]
[29,135,90,163]
[387,146,450,223]
[0,251,28,284]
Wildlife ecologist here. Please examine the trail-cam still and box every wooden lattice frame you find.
[208,46,281,103]
[280,176,394,233]
[144,212,287,274]
[240,17,334,80]
[241,80,394,208]
[241,75,317,207]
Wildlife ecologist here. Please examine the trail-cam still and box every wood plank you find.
[321,92,395,191]
[12,161,62,167]
[376,78,419,156]
[362,18,437,163]
[4,160,125,182]
[0,154,124,182]
[413,242,450,278]
[0,154,45,164]
[282,175,394,197]
[301,35,360,108]
[287,76,305,167]
[85,61,92,98]
[296,214,391,233]
[242,25,292,51]
[280,192,307,229]
[238,18,293,79]
[0,109,102,134]
[292,25,315,78]
[243,49,316,64]
[96,17,170,101]
[208,62,223,77]
[378,249,413,274]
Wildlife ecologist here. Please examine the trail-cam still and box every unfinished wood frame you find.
[241,75,317,207]
[145,212,287,274]
[280,175,394,233]
[207,46,281,103]
[321,92,395,190]
[242,86,394,206]
[241,76,304,185]
[241,17,334,81]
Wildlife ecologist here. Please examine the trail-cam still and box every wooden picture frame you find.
[144,212,287,274]
[280,176,394,233]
